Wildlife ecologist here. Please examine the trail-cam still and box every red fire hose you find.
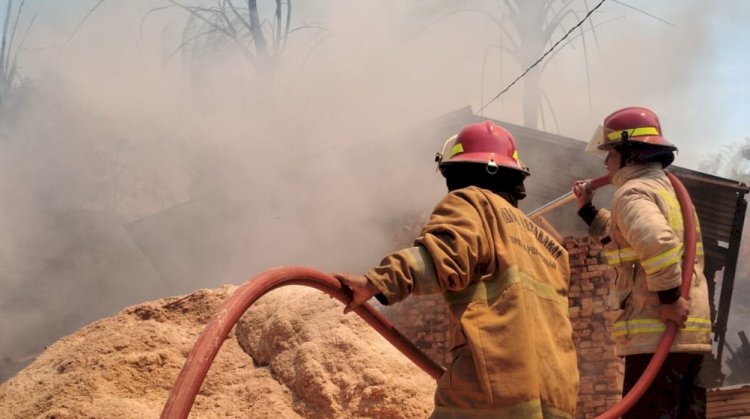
[595,171,698,419]
[160,266,445,419]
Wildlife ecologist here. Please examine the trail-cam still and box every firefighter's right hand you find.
[572,179,593,209]
[332,273,379,314]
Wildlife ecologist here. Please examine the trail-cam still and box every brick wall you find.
[566,236,624,417]
[380,236,624,418]
[381,293,452,367]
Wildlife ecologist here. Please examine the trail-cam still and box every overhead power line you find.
[478,0,607,114]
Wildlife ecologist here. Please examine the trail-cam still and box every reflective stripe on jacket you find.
[588,164,712,356]
[366,186,579,418]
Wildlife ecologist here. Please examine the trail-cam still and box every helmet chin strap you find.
[619,150,629,169]
[616,131,631,169]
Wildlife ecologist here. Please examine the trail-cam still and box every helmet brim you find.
[439,152,530,175]
[597,135,677,151]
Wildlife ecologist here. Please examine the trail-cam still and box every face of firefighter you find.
[605,148,622,178]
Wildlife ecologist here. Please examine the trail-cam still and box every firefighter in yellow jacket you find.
[573,107,712,418]
[335,121,579,419]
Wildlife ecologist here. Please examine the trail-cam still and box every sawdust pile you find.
[0,286,435,418]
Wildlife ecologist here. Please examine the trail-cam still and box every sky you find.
[1,0,749,380]
[7,1,748,162]
[15,0,750,169]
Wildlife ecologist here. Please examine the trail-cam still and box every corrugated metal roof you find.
[708,384,750,418]
[669,166,749,267]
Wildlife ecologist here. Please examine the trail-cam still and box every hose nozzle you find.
[574,175,610,198]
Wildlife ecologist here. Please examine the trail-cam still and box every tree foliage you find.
[0,0,34,108]
[493,0,601,130]
[414,1,675,131]
[414,0,607,130]
[153,0,323,97]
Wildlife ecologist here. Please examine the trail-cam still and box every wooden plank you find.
[708,394,750,402]
[707,406,750,414]
[707,387,750,418]
[709,400,750,408]
[707,409,750,418]
[707,405,750,415]
[709,387,750,397]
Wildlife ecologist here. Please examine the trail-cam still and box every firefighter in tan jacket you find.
[573,107,712,418]
[335,121,579,419]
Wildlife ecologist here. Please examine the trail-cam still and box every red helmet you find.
[599,107,677,151]
[436,121,529,175]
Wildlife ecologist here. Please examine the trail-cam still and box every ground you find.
[0,286,435,418]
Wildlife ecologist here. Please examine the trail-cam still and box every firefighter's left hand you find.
[332,273,379,314]
[572,180,593,209]
[659,296,689,328]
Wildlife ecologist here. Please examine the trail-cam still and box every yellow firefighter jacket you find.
[365,186,579,419]
[587,164,712,356]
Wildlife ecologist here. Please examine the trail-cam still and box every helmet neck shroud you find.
[440,163,527,208]
[614,142,675,169]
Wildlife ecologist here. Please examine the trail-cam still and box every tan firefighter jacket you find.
[365,186,579,419]
[587,164,712,356]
